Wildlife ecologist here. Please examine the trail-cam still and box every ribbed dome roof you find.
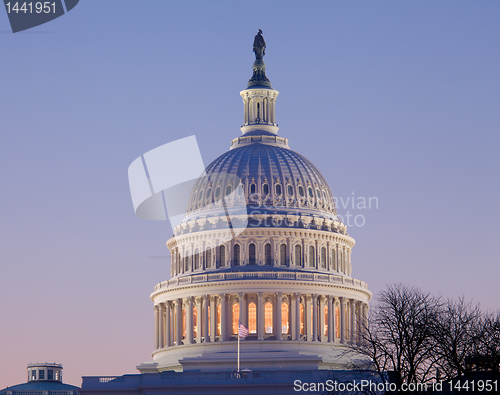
[185,140,338,223]
[1,381,80,393]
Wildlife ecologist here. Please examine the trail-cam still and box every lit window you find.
[287,185,293,196]
[275,184,282,195]
[208,306,211,337]
[265,302,273,333]
[182,309,186,339]
[233,244,240,266]
[265,243,272,265]
[249,303,257,333]
[282,303,289,334]
[324,306,328,336]
[232,304,240,334]
[249,244,256,265]
[217,304,221,335]
[263,184,269,195]
[300,304,305,335]
[31,370,36,380]
[280,244,286,266]
[193,306,197,338]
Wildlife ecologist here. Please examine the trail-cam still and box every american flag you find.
[238,321,249,338]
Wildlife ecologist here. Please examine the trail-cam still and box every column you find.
[319,296,325,342]
[185,297,193,344]
[220,293,228,341]
[196,297,202,343]
[294,293,301,341]
[333,297,339,343]
[166,302,171,347]
[210,296,217,342]
[362,303,368,341]
[257,292,264,340]
[340,297,346,344]
[158,303,165,349]
[327,296,333,343]
[276,292,283,340]
[350,299,356,344]
[305,295,312,342]
[238,292,247,328]
[312,295,318,342]
[154,306,159,350]
[203,295,210,343]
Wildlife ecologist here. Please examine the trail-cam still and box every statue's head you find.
[258,29,263,35]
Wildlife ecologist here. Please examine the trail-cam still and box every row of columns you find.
[171,242,352,278]
[153,293,368,351]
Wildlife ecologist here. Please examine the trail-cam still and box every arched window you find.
[282,303,289,334]
[275,184,282,195]
[321,247,326,268]
[198,189,203,201]
[226,185,232,196]
[233,244,241,266]
[215,186,221,199]
[287,185,293,196]
[206,188,211,200]
[335,307,340,338]
[232,303,240,335]
[206,249,212,268]
[219,245,225,267]
[217,304,221,336]
[295,245,302,266]
[316,189,321,198]
[324,305,328,336]
[249,303,257,333]
[193,306,198,338]
[265,302,273,333]
[300,303,305,335]
[265,243,272,265]
[308,187,313,198]
[309,246,315,267]
[194,249,200,270]
[299,186,305,197]
[263,184,269,195]
[280,244,287,266]
[250,184,256,194]
[323,190,327,200]
[249,243,256,265]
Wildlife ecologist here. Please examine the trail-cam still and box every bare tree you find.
[431,297,482,381]
[348,284,443,392]
[470,311,500,379]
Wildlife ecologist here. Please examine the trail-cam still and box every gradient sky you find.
[1,0,499,389]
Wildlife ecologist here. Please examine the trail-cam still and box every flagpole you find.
[237,333,240,373]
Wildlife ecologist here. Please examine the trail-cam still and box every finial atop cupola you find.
[239,30,280,137]
[247,29,272,89]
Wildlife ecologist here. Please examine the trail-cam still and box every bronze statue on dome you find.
[253,29,266,60]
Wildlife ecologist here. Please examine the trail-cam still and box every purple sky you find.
[1,0,499,389]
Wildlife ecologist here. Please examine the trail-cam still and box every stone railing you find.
[154,271,368,292]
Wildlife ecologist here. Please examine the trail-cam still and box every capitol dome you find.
[138,32,371,374]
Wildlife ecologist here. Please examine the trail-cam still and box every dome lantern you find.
[240,30,280,136]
